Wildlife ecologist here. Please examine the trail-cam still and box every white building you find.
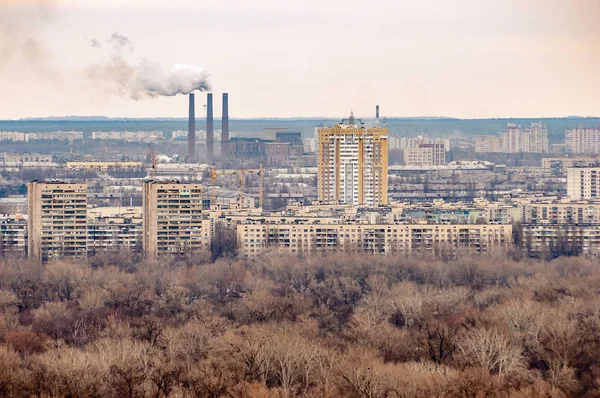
[567,167,600,200]
[565,126,600,154]
[0,132,26,142]
[389,137,450,152]
[476,123,548,153]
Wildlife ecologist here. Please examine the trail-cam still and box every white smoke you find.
[137,61,210,97]
[86,32,211,99]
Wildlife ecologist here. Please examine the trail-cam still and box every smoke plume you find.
[86,32,211,99]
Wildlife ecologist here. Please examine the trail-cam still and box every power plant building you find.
[27,181,88,262]
[142,181,210,259]
[318,113,388,207]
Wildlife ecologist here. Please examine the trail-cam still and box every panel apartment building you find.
[238,223,512,258]
[565,126,600,154]
[27,181,88,262]
[318,113,388,207]
[142,181,210,259]
[567,167,600,200]
[403,143,446,166]
[475,122,549,153]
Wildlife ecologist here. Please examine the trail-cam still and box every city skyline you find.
[1,0,599,119]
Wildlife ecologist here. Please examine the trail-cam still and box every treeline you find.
[0,250,600,397]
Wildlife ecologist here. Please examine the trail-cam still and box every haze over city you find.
[1,0,599,119]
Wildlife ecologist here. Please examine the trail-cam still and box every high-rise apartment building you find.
[404,143,446,166]
[567,167,600,200]
[142,181,210,259]
[565,126,600,154]
[27,181,88,262]
[318,114,388,207]
[476,123,548,153]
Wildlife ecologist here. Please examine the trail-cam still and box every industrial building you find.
[142,181,210,259]
[27,181,88,262]
[318,113,388,207]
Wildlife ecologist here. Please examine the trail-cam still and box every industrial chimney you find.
[376,104,380,126]
[206,93,214,162]
[221,93,229,158]
[188,93,196,162]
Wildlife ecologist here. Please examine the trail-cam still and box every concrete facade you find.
[27,182,88,262]
[142,181,210,259]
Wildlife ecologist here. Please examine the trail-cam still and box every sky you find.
[0,0,599,119]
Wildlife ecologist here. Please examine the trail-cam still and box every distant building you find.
[27,131,83,142]
[142,181,210,259]
[0,216,27,256]
[404,143,446,166]
[66,161,143,171]
[0,132,26,142]
[541,157,597,170]
[91,131,164,142]
[389,137,450,152]
[567,167,600,200]
[3,153,52,163]
[27,182,88,262]
[0,198,28,214]
[565,126,600,154]
[318,113,388,207]
[476,123,548,153]
[475,136,504,153]
[263,127,288,140]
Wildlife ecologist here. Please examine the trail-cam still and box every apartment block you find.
[0,216,27,256]
[318,113,388,207]
[389,137,450,152]
[475,136,504,153]
[567,167,600,200]
[88,212,143,253]
[0,131,26,142]
[476,123,548,153]
[403,143,446,166]
[27,182,88,262]
[565,126,600,154]
[238,223,512,257]
[3,153,53,163]
[542,157,597,169]
[66,161,143,171]
[521,224,600,257]
[142,181,210,259]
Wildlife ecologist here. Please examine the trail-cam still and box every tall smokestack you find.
[376,104,380,126]
[221,93,229,158]
[188,93,196,162]
[206,93,214,161]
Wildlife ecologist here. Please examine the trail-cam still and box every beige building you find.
[404,143,446,166]
[0,131,26,142]
[567,167,600,200]
[142,181,210,259]
[541,157,597,169]
[475,136,504,153]
[238,223,512,257]
[565,126,600,154]
[27,182,88,262]
[318,114,388,207]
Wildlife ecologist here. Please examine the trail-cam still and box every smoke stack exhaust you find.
[221,93,229,158]
[376,104,380,126]
[188,93,196,162]
[206,93,214,161]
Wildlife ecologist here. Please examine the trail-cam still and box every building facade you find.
[565,127,600,154]
[238,223,512,258]
[403,143,446,166]
[318,114,388,207]
[567,167,600,200]
[27,182,88,262]
[476,123,548,153]
[142,181,210,259]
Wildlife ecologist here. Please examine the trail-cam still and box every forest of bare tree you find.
[1,249,600,397]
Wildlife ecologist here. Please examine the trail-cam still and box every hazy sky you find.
[0,0,599,119]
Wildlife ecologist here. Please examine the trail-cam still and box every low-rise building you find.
[66,161,143,171]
